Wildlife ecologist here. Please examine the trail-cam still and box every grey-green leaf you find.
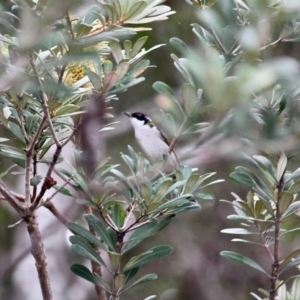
[220,251,269,276]
[123,245,173,271]
[84,214,116,251]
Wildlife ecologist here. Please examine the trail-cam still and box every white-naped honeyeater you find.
[123,112,179,167]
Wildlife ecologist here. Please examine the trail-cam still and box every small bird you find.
[123,111,179,167]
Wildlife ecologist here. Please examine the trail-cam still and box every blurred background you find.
[1,0,300,299]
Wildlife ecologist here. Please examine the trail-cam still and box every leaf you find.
[108,251,122,270]
[182,83,197,116]
[152,179,173,202]
[140,182,152,205]
[30,175,43,186]
[123,215,175,253]
[84,214,116,251]
[66,223,106,251]
[230,171,254,187]
[291,277,300,300]
[152,81,177,103]
[70,264,98,285]
[289,181,300,193]
[277,151,287,181]
[123,1,148,22]
[71,244,105,266]
[52,185,73,197]
[170,37,190,56]
[115,61,129,81]
[220,251,269,276]
[102,72,118,93]
[109,40,123,64]
[221,228,258,235]
[130,36,148,58]
[282,201,300,218]
[277,283,287,300]
[112,204,125,228]
[121,274,157,294]
[124,266,140,286]
[253,155,276,182]
[69,236,106,267]
[123,245,173,271]
[8,122,25,143]
[278,249,300,274]
[278,192,293,216]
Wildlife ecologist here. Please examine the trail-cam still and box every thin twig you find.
[43,201,68,225]
[43,177,73,204]
[66,11,76,40]
[0,179,23,214]
[168,117,188,155]
[16,94,29,144]
[31,144,62,211]
[209,26,228,57]
[29,54,61,147]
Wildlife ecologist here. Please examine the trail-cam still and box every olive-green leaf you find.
[69,235,106,267]
[121,274,157,294]
[282,201,300,218]
[277,151,287,181]
[278,249,300,274]
[66,222,106,251]
[278,192,293,216]
[84,214,116,251]
[123,245,173,271]
[220,251,269,276]
[70,264,98,285]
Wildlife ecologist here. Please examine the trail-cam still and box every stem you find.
[269,175,284,300]
[24,212,53,300]
[84,206,107,300]
[111,231,125,300]
[168,117,188,155]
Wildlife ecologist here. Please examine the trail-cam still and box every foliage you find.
[150,0,300,299]
[0,0,224,299]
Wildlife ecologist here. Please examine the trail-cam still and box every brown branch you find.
[24,212,53,300]
[31,145,62,211]
[43,201,68,225]
[0,179,24,214]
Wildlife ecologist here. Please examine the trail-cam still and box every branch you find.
[29,55,61,147]
[31,145,62,211]
[24,212,53,300]
[0,179,24,214]
[43,201,68,225]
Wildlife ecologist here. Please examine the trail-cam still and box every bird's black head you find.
[123,111,153,125]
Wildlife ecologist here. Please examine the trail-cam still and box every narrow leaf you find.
[220,251,269,276]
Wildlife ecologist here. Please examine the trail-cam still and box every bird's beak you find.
[123,111,131,117]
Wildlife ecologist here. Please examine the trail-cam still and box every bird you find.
[123,111,179,167]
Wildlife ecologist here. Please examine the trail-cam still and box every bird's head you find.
[123,111,155,128]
